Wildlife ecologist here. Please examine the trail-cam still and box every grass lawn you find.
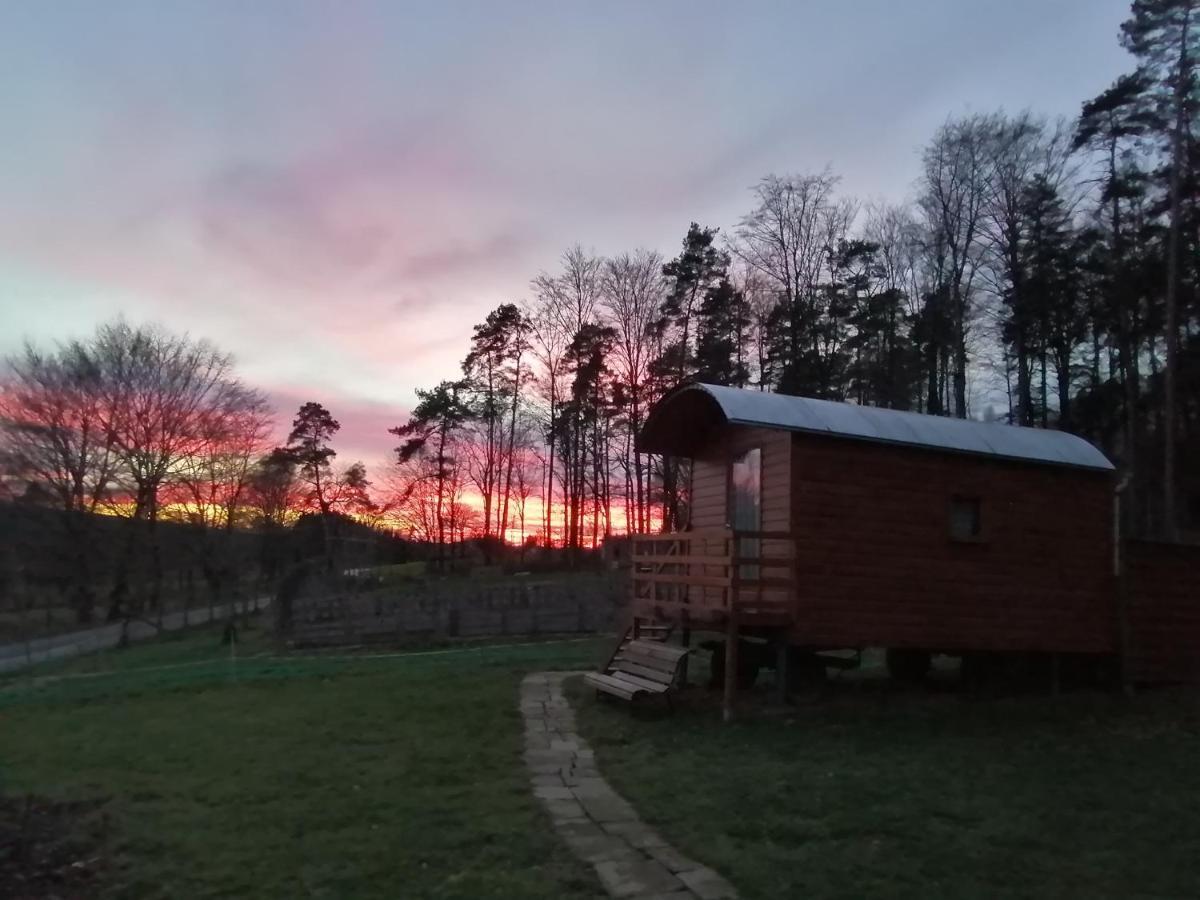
[1,625,611,899]
[571,666,1200,900]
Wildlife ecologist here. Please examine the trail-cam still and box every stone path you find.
[520,671,738,900]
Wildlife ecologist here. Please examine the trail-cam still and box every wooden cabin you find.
[632,383,1200,707]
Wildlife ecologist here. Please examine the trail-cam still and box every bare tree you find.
[529,245,603,546]
[600,249,663,534]
[89,322,252,620]
[0,340,119,621]
[916,115,996,416]
[729,169,855,395]
[170,384,272,608]
[1,320,274,624]
[249,448,301,530]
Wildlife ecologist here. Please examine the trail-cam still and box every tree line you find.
[0,321,381,624]
[389,0,1198,545]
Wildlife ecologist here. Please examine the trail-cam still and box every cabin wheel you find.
[886,648,931,683]
[787,650,828,690]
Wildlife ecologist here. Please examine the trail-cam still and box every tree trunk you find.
[1162,7,1190,538]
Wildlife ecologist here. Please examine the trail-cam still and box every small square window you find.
[949,496,982,541]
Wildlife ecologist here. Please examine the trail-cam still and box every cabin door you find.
[729,448,761,580]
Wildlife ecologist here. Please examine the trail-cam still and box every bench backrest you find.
[614,640,690,687]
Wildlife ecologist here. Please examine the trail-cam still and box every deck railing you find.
[630,527,796,623]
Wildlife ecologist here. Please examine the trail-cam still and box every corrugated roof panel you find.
[679,384,1115,471]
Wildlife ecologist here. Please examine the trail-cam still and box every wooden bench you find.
[585,640,691,707]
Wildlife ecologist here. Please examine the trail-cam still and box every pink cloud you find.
[266,384,409,473]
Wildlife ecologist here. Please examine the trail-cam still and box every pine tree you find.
[390,382,471,565]
[1120,0,1198,533]
[285,402,340,516]
[1016,176,1086,428]
[658,224,730,382]
[694,278,751,387]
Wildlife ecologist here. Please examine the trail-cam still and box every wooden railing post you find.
[723,530,740,723]
[723,607,739,723]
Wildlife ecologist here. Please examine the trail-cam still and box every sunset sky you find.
[0,1,1132,468]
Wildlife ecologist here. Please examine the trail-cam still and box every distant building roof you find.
[638,383,1114,472]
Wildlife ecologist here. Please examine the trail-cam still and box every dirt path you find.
[520,671,738,900]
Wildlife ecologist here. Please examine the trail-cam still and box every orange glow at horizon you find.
[373,488,661,546]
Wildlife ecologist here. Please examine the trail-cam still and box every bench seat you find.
[588,639,690,705]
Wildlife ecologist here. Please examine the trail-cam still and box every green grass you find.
[0,617,609,703]
[1,627,611,899]
[571,674,1200,900]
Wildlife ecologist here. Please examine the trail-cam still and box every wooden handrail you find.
[629,529,797,620]
[632,527,733,544]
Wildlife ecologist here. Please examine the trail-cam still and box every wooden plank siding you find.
[688,425,792,613]
[1126,539,1200,683]
[785,433,1118,654]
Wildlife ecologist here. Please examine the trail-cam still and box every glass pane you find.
[950,497,981,540]
[730,448,761,579]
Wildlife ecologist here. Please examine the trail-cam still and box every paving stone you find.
[531,773,565,787]
[595,859,684,898]
[560,830,643,865]
[570,776,612,795]
[524,749,573,766]
[577,792,639,824]
[533,784,575,801]
[646,844,700,874]
[561,770,602,786]
[555,819,608,842]
[677,867,738,900]
[543,798,587,821]
[602,821,670,849]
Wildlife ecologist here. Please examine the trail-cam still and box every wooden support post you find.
[774,635,789,705]
[1114,479,1135,697]
[723,529,739,723]
[680,610,691,686]
[722,610,739,723]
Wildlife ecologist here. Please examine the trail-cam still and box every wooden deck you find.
[630,527,796,627]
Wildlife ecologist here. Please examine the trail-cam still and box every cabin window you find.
[729,447,762,577]
[949,496,983,542]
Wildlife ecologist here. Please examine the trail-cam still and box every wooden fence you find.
[284,573,623,647]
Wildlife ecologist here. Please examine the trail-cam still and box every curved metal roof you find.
[642,383,1114,471]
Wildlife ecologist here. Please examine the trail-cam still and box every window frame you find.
[727,446,763,579]
[948,494,986,544]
